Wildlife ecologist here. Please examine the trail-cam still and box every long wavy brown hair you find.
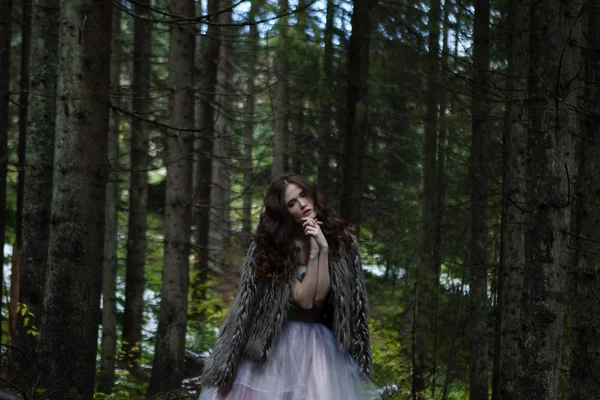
[252,173,353,280]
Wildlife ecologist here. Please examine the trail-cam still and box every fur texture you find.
[201,234,373,390]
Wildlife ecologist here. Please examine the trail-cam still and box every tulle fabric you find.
[199,321,381,400]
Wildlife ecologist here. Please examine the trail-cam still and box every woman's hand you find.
[302,217,329,251]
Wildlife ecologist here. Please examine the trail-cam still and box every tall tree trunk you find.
[241,1,257,248]
[340,0,374,231]
[209,0,231,269]
[193,0,203,233]
[16,0,31,250]
[148,0,194,394]
[122,0,152,369]
[431,0,450,395]
[569,1,600,397]
[496,1,530,398]
[521,0,582,398]
[192,0,204,321]
[98,5,122,393]
[317,0,335,198]
[14,0,59,379]
[191,0,219,320]
[272,0,289,175]
[36,1,113,397]
[290,92,305,175]
[470,0,491,398]
[192,0,203,218]
[414,0,441,396]
[8,0,31,347]
[291,2,309,176]
[0,0,12,348]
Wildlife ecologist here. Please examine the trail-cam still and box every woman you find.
[200,173,381,399]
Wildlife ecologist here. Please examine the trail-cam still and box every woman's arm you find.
[314,246,330,304]
[292,238,320,309]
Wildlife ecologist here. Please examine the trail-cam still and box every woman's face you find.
[284,183,316,224]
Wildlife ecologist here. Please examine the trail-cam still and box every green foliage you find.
[94,389,130,400]
[187,279,230,352]
[17,302,39,337]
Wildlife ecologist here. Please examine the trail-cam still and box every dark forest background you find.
[0,0,598,398]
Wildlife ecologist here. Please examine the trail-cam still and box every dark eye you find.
[287,201,295,208]
[299,191,305,197]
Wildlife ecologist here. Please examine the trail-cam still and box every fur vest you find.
[201,233,373,390]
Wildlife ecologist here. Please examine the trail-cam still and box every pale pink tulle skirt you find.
[199,321,382,400]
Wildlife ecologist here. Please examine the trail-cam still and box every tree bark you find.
[272,0,289,176]
[148,0,194,394]
[122,0,152,369]
[569,0,600,397]
[432,0,450,396]
[0,0,12,349]
[290,95,305,175]
[209,0,231,269]
[14,0,59,379]
[317,0,335,198]
[414,0,441,396]
[470,0,491,398]
[521,0,582,398]
[496,1,530,399]
[290,2,309,176]
[340,0,374,231]
[192,0,205,322]
[16,0,31,250]
[97,5,122,393]
[191,0,219,320]
[8,0,31,349]
[241,1,257,248]
[36,1,113,397]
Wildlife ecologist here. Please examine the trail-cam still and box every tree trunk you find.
[14,0,59,379]
[0,0,12,348]
[432,0,450,395]
[241,1,257,248]
[521,0,582,398]
[191,0,204,322]
[148,0,194,394]
[291,2,309,176]
[317,0,335,198]
[36,1,113,397]
[191,0,219,320]
[122,0,152,369]
[340,0,374,231]
[272,0,289,175]
[97,5,122,393]
[16,0,31,250]
[209,0,231,269]
[496,1,530,398]
[470,0,491,398]
[569,1,600,397]
[290,92,305,175]
[192,0,203,217]
[8,0,31,349]
[414,0,441,396]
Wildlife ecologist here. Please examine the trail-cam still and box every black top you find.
[288,301,325,323]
